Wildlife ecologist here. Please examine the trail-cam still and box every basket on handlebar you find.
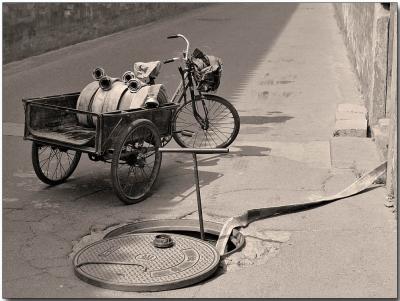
[192,48,222,92]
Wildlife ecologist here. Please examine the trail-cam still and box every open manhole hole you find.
[104,219,245,258]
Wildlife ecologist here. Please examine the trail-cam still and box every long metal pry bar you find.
[158,147,229,240]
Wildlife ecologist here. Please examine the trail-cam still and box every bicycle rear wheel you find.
[111,119,162,205]
[172,95,240,148]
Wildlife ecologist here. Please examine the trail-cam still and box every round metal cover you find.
[104,219,245,258]
[73,233,220,292]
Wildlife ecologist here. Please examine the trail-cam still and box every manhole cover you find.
[73,233,220,292]
[104,219,245,258]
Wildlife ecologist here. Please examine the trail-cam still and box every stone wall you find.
[334,3,391,125]
[334,3,375,105]
[334,3,397,209]
[3,3,206,64]
[385,4,397,211]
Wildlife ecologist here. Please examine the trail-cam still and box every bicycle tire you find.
[32,142,81,185]
[172,95,240,148]
[111,119,162,205]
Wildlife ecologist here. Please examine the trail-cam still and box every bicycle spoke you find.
[46,149,56,177]
[34,143,80,184]
[207,131,219,147]
[207,127,226,143]
[203,132,210,148]
[192,133,198,147]
[174,97,238,148]
[206,99,218,115]
[59,154,67,177]
[143,164,153,175]
[212,104,229,115]
[38,146,49,156]
[175,118,199,127]
[55,151,63,178]
[176,122,201,130]
[209,123,231,136]
[208,102,224,117]
[209,123,230,139]
[39,155,51,168]
[65,152,73,166]
[116,123,160,200]
[211,110,232,122]
[51,151,60,179]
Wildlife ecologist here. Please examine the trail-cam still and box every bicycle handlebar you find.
[166,34,190,60]
[163,57,180,64]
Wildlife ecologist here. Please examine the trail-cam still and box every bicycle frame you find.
[163,34,212,131]
[169,65,210,130]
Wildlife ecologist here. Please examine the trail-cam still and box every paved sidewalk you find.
[191,4,396,298]
[3,3,396,298]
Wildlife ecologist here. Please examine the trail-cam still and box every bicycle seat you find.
[133,61,162,83]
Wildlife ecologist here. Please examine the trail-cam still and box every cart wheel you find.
[32,142,81,185]
[111,119,162,205]
[172,94,240,148]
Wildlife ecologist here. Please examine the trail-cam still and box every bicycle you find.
[161,34,240,149]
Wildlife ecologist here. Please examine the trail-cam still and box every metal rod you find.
[159,148,229,154]
[192,153,205,240]
[159,147,229,241]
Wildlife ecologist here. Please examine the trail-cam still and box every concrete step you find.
[333,103,368,137]
[333,119,367,137]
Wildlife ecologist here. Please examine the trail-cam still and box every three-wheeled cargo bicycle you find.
[23,34,240,204]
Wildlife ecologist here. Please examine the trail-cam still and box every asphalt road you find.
[3,4,300,298]
[3,2,299,219]
[3,3,297,123]
[3,3,397,298]
[3,2,300,223]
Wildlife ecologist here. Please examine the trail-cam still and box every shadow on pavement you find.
[240,115,293,125]
[228,145,271,157]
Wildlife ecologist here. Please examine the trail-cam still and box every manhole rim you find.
[104,219,245,258]
[73,232,220,292]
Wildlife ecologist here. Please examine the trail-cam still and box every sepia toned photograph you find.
[2,2,397,298]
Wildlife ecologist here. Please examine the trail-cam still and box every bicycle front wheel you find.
[172,95,240,148]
